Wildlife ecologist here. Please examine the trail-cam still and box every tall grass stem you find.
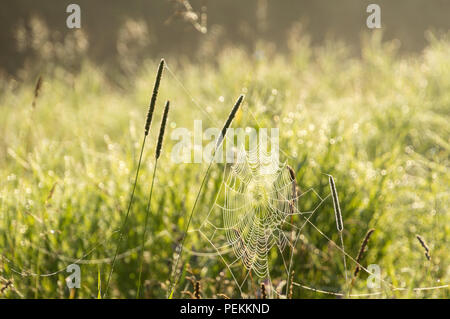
[137,100,170,298]
[103,135,147,297]
[136,159,158,298]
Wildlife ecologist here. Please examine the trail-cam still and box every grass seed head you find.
[354,228,375,277]
[145,58,165,136]
[260,283,267,299]
[328,175,343,232]
[194,281,201,299]
[286,165,298,214]
[286,165,298,199]
[416,235,431,261]
[288,270,294,299]
[32,75,43,108]
[216,94,244,148]
[156,100,170,159]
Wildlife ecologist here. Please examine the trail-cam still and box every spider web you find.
[189,142,330,297]
[163,63,448,298]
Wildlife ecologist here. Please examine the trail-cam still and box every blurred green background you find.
[2,0,450,75]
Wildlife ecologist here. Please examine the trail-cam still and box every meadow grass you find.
[0,33,448,298]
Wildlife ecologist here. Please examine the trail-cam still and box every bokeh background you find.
[2,0,450,75]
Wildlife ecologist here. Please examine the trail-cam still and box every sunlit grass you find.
[0,33,448,298]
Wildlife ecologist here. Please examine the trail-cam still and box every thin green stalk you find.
[34,248,41,298]
[136,159,158,298]
[137,100,169,298]
[97,264,102,299]
[103,135,147,298]
[339,232,349,297]
[168,158,214,298]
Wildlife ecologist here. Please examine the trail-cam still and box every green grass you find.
[0,33,448,298]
